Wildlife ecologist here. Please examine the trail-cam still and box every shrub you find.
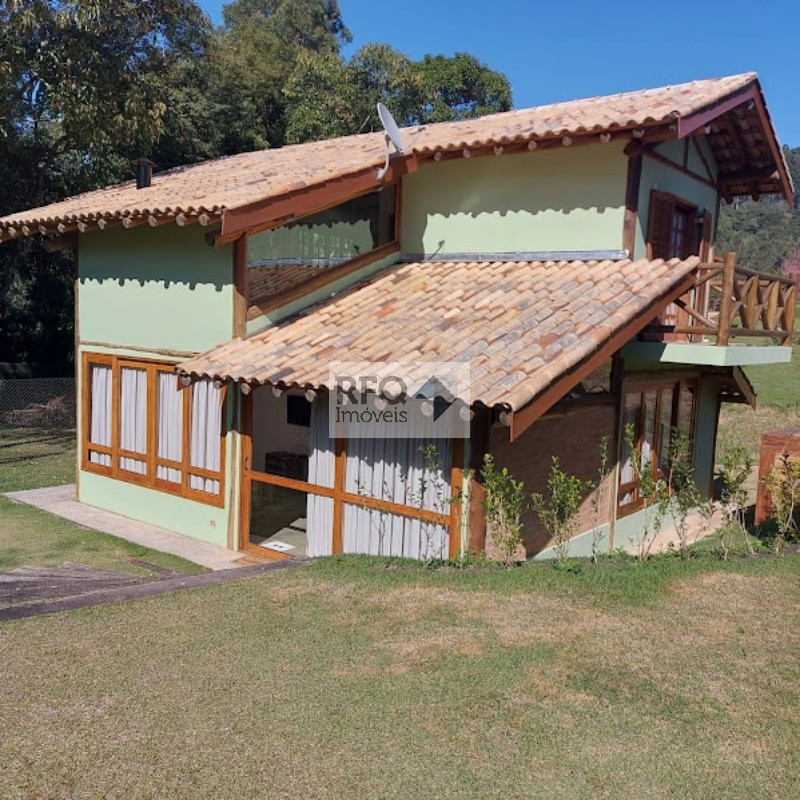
[481,454,527,567]
[718,444,755,559]
[761,452,800,552]
[530,456,592,563]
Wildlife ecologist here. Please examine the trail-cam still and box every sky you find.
[198,0,800,146]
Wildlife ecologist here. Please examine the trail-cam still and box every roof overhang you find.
[177,256,700,441]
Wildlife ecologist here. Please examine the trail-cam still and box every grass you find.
[0,553,798,799]
[718,338,800,461]
[0,425,203,578]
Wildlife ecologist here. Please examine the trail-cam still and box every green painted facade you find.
[71,135,790,560]
[79,225,234,352]
[623,341,792,367]
[76,225,238,544]
[401,142,628,256]
[634,137,718,259]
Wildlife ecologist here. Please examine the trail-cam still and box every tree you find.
[415,52,512,124]
[283,51,357,143]
[348,44,424,131]
[717,145,800,274]
[0,0,212,364]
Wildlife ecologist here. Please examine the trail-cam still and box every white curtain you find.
[306,398,335,556]
[343,411,452,560]
[119,367,147,474]
[89,364,112,467]
[189,380,223,493]
[157,371,183,484]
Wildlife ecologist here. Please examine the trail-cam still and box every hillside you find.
[717,146,800,273]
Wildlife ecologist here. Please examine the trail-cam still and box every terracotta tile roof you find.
[0,72,789,238]
[178,257,700,411]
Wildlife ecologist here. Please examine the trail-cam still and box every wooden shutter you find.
[646,190,675,260]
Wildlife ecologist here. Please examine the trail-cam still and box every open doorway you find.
[242,387,334,558]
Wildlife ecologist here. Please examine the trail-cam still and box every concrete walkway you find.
[4,485,243,571]
[0,560,303,622]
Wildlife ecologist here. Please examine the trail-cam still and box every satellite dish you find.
[376,102,406,180]
[377,102,406,154]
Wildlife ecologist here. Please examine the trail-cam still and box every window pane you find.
[88,363,112,467]
[156,371,183,484]
[642,390,657,468]
[189,380,223,494]
[247,187,395,306]
[251,390,338,487]
[342,502,449,560]
[677,385,695,435]
[657,386,674,471]
[119,366,147,475]
[619,393,641,506]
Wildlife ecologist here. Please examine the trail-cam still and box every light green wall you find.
[693,377,720,500]
[79,225,234,353]
[401,142,628,255]
[77,224,238,549]
[623,341,792,367]
[635,141,719,259]
[533,524,611,560]
[79,471,230,546]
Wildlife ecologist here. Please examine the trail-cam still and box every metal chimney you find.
[135,158,156,190]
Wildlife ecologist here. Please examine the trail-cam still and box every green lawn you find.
[0,554,798,799]
[0,425,203,578]
[737,341,800,411]
[718,340,800,460]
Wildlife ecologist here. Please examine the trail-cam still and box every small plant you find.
[761,452,800,553]
[530,456,592,563]
[481,454,527,567]
[718,444,755,559]
[404,443,450,566]
[356,443,449,565]
[666,427,701,559]
[589,435,611,563]
[624,423,668,560]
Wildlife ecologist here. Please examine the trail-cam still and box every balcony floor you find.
[622,341,792,367]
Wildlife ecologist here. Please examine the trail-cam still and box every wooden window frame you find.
[646,190,700,261]
[239,391,464,560]
[246,181,403,318]
[81,352,226,507]
[617,378,698,518]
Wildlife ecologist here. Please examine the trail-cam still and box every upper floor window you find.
[83,354,225,505]
[247,185,398,312]
[647,190,700,260]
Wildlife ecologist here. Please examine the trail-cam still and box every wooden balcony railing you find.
[647,253,797,347]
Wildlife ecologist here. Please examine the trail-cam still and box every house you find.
[1,72,795,561]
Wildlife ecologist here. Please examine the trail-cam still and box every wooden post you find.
[466,406,492,554]
[332,437,346,554]
[718,252,736,346]
[448,437,465,560]
[622,140,644,258]
[783,283,797,346]
[238,392,253,551]
[233,233,248,338]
